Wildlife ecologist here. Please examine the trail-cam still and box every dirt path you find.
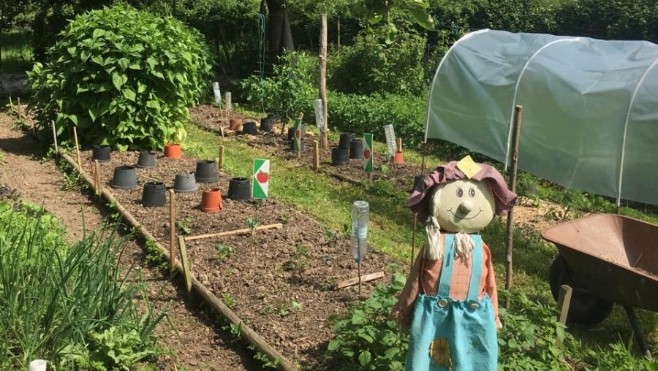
[0,112,259,370]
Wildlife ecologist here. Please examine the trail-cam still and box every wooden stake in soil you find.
[505,105,523,308]
[169,189,177,270]
[178,236,193,293]
[72,126,82,170]
[313,140,320,171]
[51,121,59,158]
[219,145,225,169]
[336,271,384,289]
[184,223,283,242]
[93,160,100,197]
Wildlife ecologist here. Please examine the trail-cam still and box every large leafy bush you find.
[29,4,212,150]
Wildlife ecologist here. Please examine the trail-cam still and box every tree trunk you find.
[265,0,294,72]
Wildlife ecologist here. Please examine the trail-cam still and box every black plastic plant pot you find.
[228,177,252,200]
[260,115,275,132]
[331,146,349,166]
[141,181,166,207]
[287,124,306,141]
[111,165,138,189]
[92,145,111,163]
[349,139,364,159]
[173,172,198,193]
[338,132,354,149]
[195,160,219,183]
[289,139,305,152]
[242,121,258,135]
[136,150,156,168]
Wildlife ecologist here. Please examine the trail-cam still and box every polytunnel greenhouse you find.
[425,29,658,206]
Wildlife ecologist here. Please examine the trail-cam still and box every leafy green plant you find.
[293,244,310,258]
[327,273,408,370]
[0,202,164,369]
[215,243,234,260]
[240,50,316,126]
[223,294,235,308]
[28,4,212,150]
[245,216,260,233]
[176,216,195,235]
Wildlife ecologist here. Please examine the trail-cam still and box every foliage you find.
[0,201,164,369]
[351,0,434,36]
[327,273,408,370]
[28,4,212,150]
[240,50,317,122]
[328,92,426,147]
[328,28,428,96]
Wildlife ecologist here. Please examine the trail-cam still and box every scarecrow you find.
[391,157,517,370]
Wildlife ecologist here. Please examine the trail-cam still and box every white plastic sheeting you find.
[426,29,658,206]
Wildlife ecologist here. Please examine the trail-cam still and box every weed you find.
[259,304,274,315]
[222,294,234,308]
[229,323,241,337]
[248,345,282,369]
[293,244,310,259]
[245,216,260,233]
[144,239,168,273]
[176,217,194,235]
[215,244,233,260]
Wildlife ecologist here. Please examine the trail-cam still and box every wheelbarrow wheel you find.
[549,255,613,325]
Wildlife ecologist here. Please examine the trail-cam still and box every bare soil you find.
[0,105,570,370]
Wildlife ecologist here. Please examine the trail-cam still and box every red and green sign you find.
[363,133,373,173]
[293,118,303,152]
[252,159,270,199]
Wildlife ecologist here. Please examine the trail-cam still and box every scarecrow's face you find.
[431,179,495,233]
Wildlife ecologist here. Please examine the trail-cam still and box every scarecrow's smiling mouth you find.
[448,208,483,220]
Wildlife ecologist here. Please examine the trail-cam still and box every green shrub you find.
[328,92,426,146]
[328,28,427,96]
[240,50,317,123]
[28,4,212,150]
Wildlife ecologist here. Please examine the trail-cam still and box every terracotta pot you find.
[136,150,156,168]
[92,145,111,163]
[229,118,242,131]
[173,172,197,192]
[164,143,182,159]
[201,188,223,212]
[331,146,349,166]
[111,165,138,189]
[349,139,364,159]
[228,177,251,200]
[393,150,404,164]
[141,181,166,207]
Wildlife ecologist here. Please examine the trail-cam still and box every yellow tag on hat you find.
[457,155,481,179]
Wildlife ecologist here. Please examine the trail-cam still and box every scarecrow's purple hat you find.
[407,161,517,220]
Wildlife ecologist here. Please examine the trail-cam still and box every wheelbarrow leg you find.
[623,305,652,359]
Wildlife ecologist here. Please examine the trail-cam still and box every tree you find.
[265,0,294,72]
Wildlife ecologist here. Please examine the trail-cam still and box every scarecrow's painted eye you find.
[469,187,476,197]
[456,187,464,197]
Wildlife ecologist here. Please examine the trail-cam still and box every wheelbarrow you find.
[541,213,658,358]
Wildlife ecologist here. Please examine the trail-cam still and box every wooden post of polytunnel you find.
[319,15,329,149]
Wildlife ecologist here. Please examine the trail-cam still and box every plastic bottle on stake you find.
[351,201,369,263]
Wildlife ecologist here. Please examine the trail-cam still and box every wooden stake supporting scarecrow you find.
[391,157,517,370]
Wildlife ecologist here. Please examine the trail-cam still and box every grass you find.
[0,29,33,74]
[184,117,658,367]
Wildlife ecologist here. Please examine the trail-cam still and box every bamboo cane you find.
[505,105,523,308]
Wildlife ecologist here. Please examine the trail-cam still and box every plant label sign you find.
[363,133,374,173]
[212,81,221,104]
[252,159,270,199]
[384,124,397,156]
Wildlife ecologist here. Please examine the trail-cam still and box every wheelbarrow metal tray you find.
[541,214,658,312]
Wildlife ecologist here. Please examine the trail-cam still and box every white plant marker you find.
[29,359,47,371]
[51,120,58,154]
[384,124,397,157]
[224,92,232,111]
[313,98,324,129]
[212,81,221,105]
